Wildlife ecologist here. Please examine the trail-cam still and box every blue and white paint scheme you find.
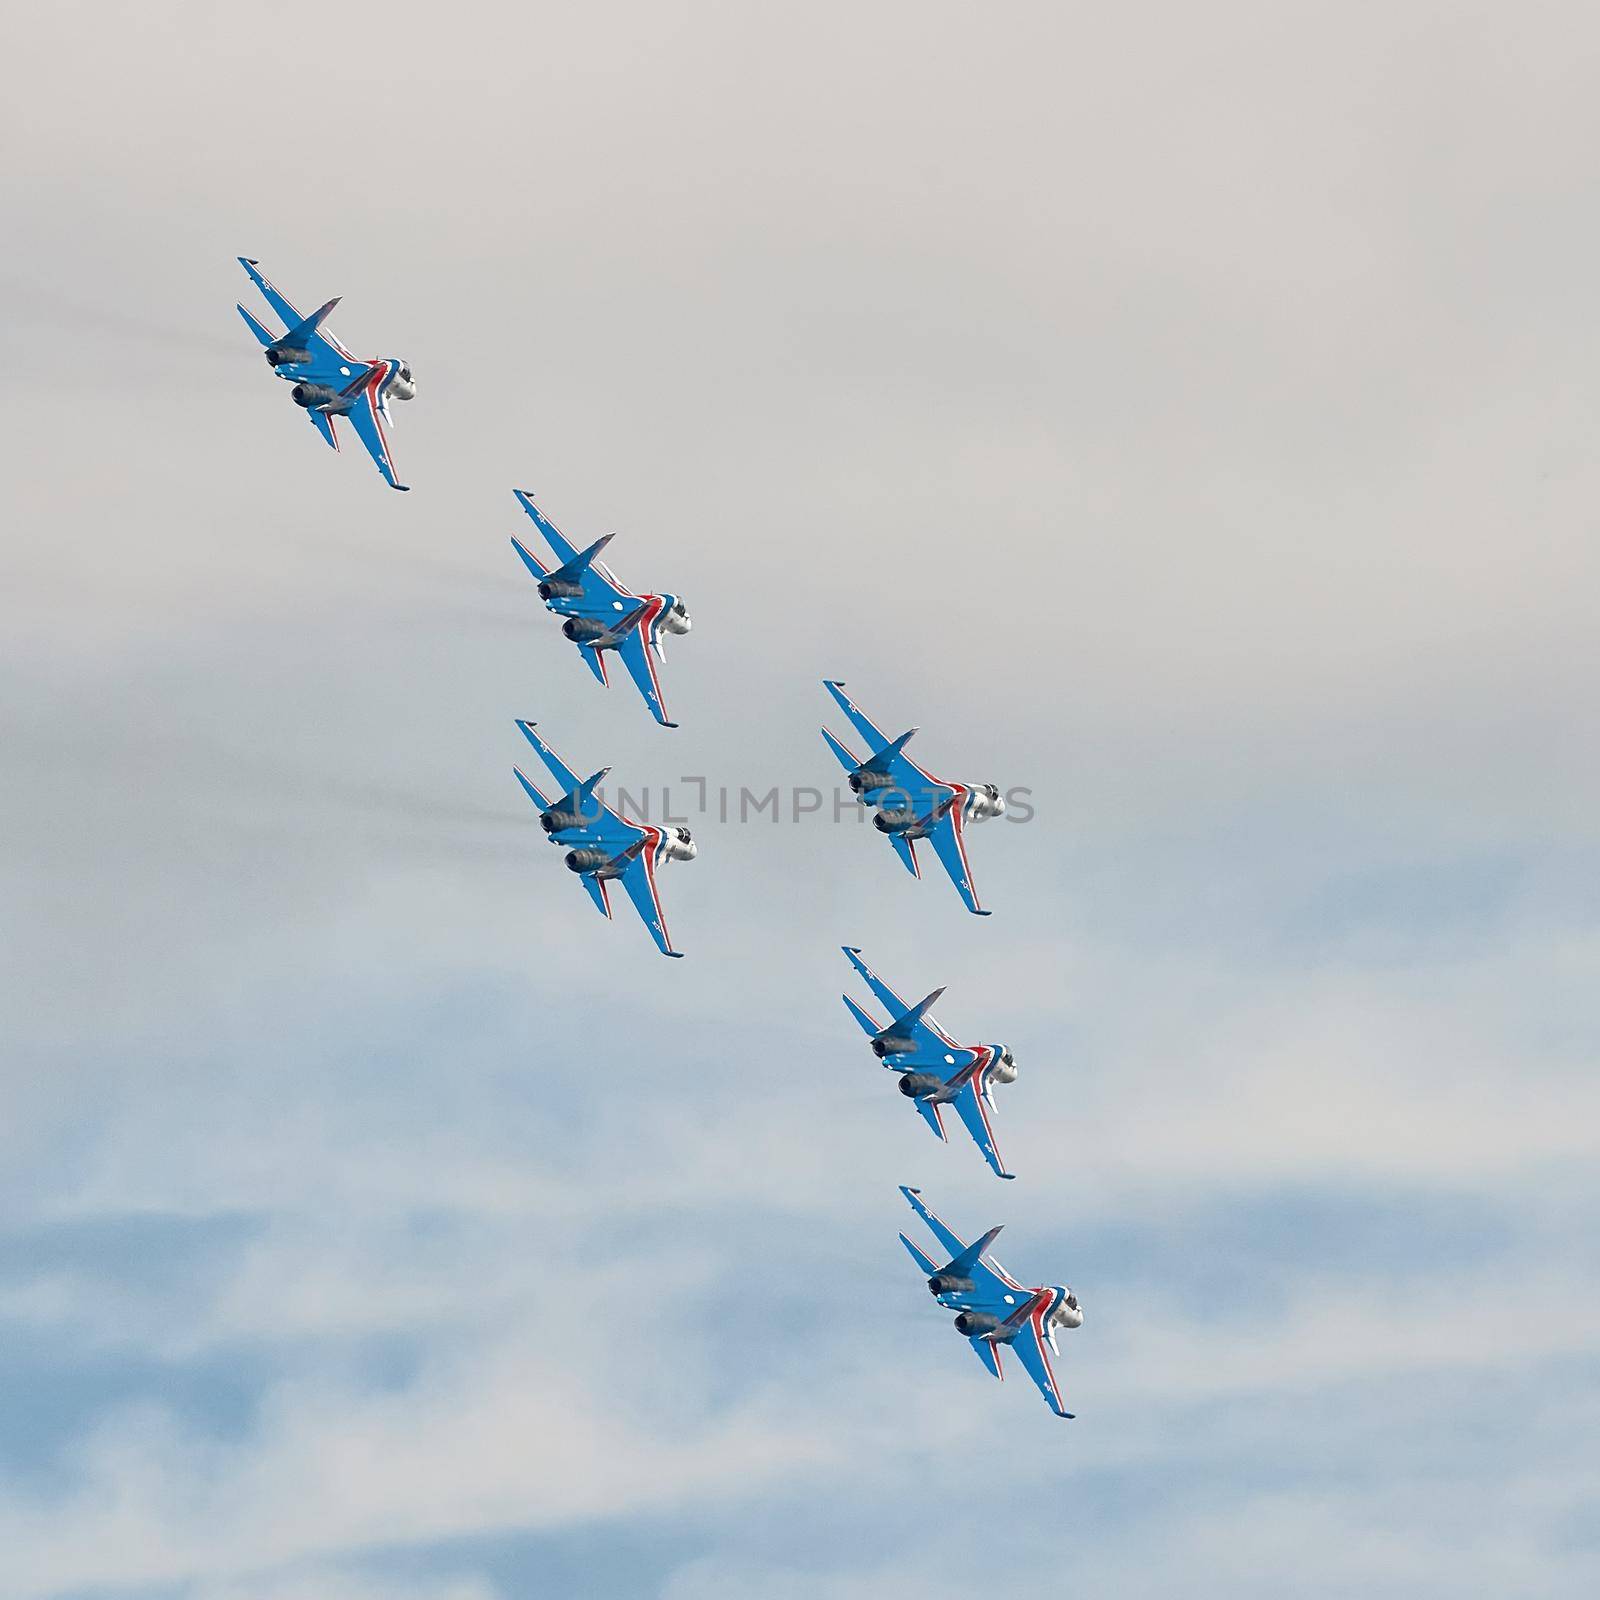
[513,720,696,958]
[510,491,690,728]
[820,680,1005,915]
[898,1185,1082,1420]
[235,257,416,491]
[842,947,1019,1179]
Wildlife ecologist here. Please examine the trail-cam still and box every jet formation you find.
[234,255,1083,1421]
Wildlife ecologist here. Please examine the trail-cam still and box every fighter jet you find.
[897,1185,1082,1419]
[820,680,1005,915]
[510,491,690,728]
[513,720,696,957]
[234,258,415,491]
[841,947,1018,1179]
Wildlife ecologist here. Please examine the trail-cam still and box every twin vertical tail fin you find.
[275,296,341,354]
[941,1225,1004,1281]
[882,986,945,1041]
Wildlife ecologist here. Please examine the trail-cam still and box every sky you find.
[2,2,1598,1595]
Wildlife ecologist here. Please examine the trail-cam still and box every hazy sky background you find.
[3,3,1598,1596]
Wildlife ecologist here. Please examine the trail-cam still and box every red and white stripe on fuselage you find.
[359,360,399,481]
[1027,1294,1068,1411]
[634,595,670,714]
[630,821,677,955]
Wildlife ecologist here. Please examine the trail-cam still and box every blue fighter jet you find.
[820,681,1006,915]
[510,491,691,728]
[841,947,1019,1179]
[514,720,696,957]
[898,1185,1082,1419]
[235,258,415,491]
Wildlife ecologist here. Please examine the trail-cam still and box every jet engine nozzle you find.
[989,1047,1019,1085]
[290,382,338,409]
[927,1272,975,1298]
[564,848,609,873]
[660,601,691,636]
[873,809,915,835]
[542,809,587,834]
[849,770,893,795]
[560,614,604,638]
[897,1072,942,1098]
[266,346,310,367]
[954,1310,1001,1337]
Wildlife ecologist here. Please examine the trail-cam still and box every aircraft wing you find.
[925,801,989,915]
[822,680,892,752]
[841,948,956,1057]
[898,1185,967,1261]
[514,492,629,602]
[841,947,910,1021]
[614,617,676,727]
[950,1069,1015,1180]
[616,839,683,957]
[238,257,303,331]
[343,370,409,491]
[514,722,636,838]
[1004,1295,1074,1418]
[237,257,356,362]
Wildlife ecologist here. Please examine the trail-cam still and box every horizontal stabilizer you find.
[510,535,549,580]
[579,874,612,919]
[841,993,881,1037]
[888,833,920,878]
[578,645,609,686]
[899,1232,939,1277]
[236,304,275,346]
[513,766,552,811]
[821,726,862,775]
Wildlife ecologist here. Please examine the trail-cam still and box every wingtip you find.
[973,908,993,917]
[666,950,686,959]
[238,255,258,266]
[1000,1172,1017,1181]
[841,944,862,954]
[661,720,681,729]
[899,1184,922,1198]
